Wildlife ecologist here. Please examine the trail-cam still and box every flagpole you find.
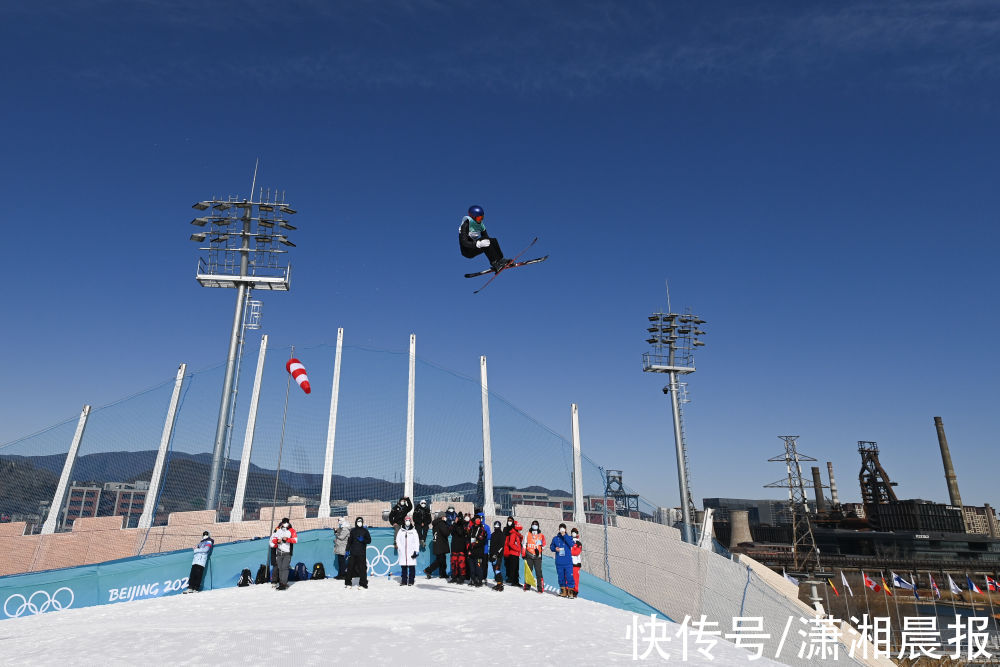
[821,577,832,618]
[982,573,998,648]
[841,571,853,625]
[966,571,980,619]
[881,569,902,654]
[945,571,959,619]
[862,570,873,628]
[925,572,940,632]
[269,345,294,536]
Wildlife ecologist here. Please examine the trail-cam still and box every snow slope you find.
[0,577,787,665]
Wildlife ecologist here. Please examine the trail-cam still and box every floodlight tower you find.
[190,177,298,511]
[641,290,706,544]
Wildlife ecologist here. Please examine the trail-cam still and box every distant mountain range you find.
[0,450,569,519]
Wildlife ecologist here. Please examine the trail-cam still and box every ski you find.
[464,256,548,278]
[468,238,546,294]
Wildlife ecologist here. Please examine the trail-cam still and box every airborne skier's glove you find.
[411,552,418,559]
[475,239,491,248]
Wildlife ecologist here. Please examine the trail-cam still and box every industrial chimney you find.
[811,466,826,512]
[826,461,840,506]
[934,416,963,507]
[729,509,753,548]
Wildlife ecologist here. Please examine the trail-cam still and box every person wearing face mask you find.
[345,517,372,589]
[333,517,351,580]
[466,514,487,587]
[570,527,583,598]
[185,530,214,593]
[269,518,297,591]
[489,520,505,590]
[387,496,414,551]
[445,506,457,525]
[424,511,452,579]
[502,517,524,587]
[448,514,469,584]
[474,508,491,582]
[522,520,546,593]
[413,499,433,550]
[550,523,575,597]
[395,515,420,586]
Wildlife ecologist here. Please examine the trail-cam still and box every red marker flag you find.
[286,358,311,394]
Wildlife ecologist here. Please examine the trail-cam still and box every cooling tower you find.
[729,509,753,547]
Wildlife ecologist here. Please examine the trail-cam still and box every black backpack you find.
[237,568,253,587]
[254,564,269,585]
[292,561,310,581]
[312,562,326,580]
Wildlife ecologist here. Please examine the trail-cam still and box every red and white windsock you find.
[285,358,311,394]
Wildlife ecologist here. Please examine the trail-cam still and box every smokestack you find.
[811,466,826,511]
[729,509,752,548]
[934,416,963,507]
[826,461,840,506]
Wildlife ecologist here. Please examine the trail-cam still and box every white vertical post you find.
[137,364,187,530]
[41,405,91,534]
[230,335,268,522]
[319,328,344,518]
[571,403,585,524]
[404,333,416,500]
[480,356,495,516]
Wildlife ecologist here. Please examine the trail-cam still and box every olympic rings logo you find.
[4,587,75,618]
[366,544,399,577]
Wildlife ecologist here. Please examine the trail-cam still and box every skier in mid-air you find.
[459,205,512,273]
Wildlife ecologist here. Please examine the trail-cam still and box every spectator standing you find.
[413,500,433,550]
[424,512,451,579]
[395,516,420,586]
[345,517,372,589]
[502,517,524,587]
[489,520,505,591]
[570,527,583,598]
[387,496,414,550]
[550,523,575,598]
[522,520,546,593]
[269,518,298,591]
[467,515,487,587]
[333,517,351,580]
[185,530,214,593]
[449,515,469,584]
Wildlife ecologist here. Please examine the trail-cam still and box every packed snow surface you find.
[0,577,786,665]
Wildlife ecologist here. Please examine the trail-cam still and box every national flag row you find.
[818,571,1000,599]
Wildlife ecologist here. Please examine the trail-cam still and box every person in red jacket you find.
[502,517,524,587]
[570,527,583,598]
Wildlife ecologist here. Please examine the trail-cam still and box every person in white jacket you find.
[395,516,420,586]
[185,531,214,593]
[333,517,351,580]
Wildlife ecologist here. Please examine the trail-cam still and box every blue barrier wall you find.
[2,528,666,621]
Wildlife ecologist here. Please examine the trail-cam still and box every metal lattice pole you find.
[189,167,298,510]
[766,435,821,573]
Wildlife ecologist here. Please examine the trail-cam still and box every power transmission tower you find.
[766,435,821,573]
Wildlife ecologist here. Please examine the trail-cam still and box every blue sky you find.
[2,1,999,509]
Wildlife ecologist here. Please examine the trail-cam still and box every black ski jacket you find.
[347,525,371,557]
[450,519,469,553]
[387,498,413,526]
[431,517,451,555]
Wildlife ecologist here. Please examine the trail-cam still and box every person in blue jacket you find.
[475,508,491,582]
[185,530,214,593]
[550,523,575,598]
